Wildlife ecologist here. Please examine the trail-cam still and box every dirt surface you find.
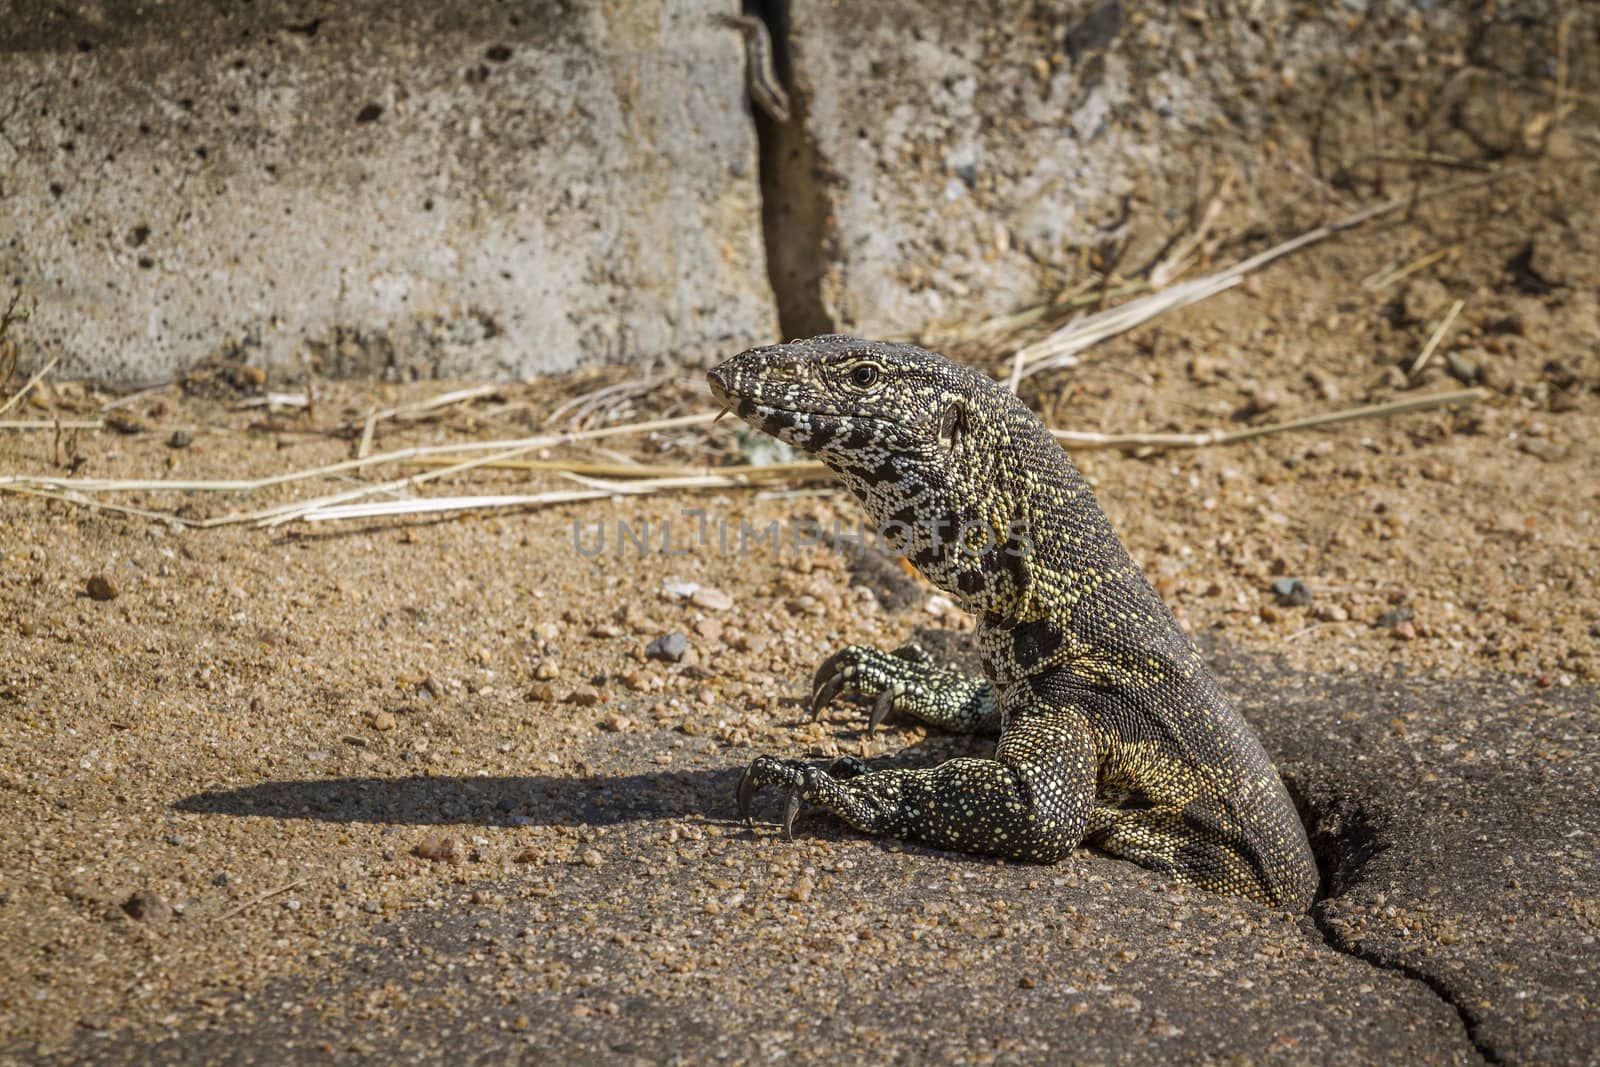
[3,36,1600,1067]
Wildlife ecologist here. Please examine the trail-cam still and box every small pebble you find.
[166,429,193,449]
[1374,607,1414,629]
[1271,578,1312,607]
[690,586,733,612]
[580,849,604,868]
[369,710,397,732]
[597,711,632,732]
[86,575,119,601]
[646,632,689,663]
[1312,602,1349,623]
[122,890,172,925]
[1517,438,1567,463]
[415,833,466,864]
[534,660,560,681]
[564,685,601,707]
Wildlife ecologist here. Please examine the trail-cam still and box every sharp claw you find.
[736,765,757,823]
[868,689,895,736]
[810,650,848,701]
[713,407,731,424]
[780,787,802,841]
[811,673,846,719]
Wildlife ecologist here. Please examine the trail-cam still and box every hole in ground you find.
[1280,770,1387,902]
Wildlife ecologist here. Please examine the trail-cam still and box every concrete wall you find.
[766,0,1471,339]
[0,1,776,382]
[0,1,1492,383]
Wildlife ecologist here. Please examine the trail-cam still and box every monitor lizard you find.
[707,334,1320,910]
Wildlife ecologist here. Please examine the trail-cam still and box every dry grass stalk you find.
[548,372,680,428]
[356,408,379,459]
[0,484,204,527]
[100,382,177,412]
[1148,172,1234,288]
[1361,245,1458,291]
[233,392,310,410]
[399,455,827,481]
[1014,167,1530,379]
[0,412,721,498]
[1053,387,1488,452]
[296,475,743,525]
[216,878,312,922]
[0,419,104,431]
[351,384,501,452]
[0,354,59,419]
[1407,299,1466,379]
[254,441,556,528]
[923,281,1150,351]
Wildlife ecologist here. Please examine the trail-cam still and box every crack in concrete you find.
[1286,776,1501,1064]
[743,0,835,339]
[1308,905,1502,1065]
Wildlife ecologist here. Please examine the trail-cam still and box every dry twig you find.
[0,419,103,431]
[216,877,312,922]
[1052,387,1487,451]
[0,355,58,419]
[1407,299,1465,379]
[1362,245,1458,292]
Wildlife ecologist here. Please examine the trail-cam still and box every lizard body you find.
[707,335,1319,910]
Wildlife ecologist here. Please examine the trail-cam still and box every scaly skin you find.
[708,335,1319,910]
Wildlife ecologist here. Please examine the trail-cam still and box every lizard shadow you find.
[174,768,744,829]
[171,733,989,833]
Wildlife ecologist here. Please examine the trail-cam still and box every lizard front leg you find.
[737,710,1095,862]
[810,642,1000,736]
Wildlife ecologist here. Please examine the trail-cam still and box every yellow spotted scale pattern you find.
[708,335,1319,910]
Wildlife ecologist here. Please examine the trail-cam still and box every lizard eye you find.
[849,364,879,389]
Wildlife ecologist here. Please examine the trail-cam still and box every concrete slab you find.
[51,656,1599,1065]
[1248,657,1600,1065]
[0,1,776,382]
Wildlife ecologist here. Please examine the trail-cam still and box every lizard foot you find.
[736,755,818,838]
[810,643,998,736]
[811,643,935,734]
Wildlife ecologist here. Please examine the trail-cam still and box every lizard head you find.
[707,334,994,474]
[709,335,1047,617]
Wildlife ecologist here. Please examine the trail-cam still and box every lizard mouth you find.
[706,362,914,458]
[707,369,850,426]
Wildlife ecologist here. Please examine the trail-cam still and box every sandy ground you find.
[1,91,1598,1065]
